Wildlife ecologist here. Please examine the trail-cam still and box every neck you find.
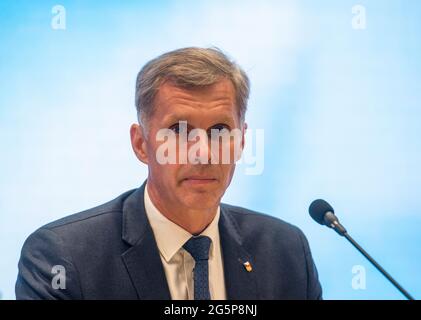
[146,183,218,235]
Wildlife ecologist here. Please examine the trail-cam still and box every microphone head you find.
[309,199,334,225]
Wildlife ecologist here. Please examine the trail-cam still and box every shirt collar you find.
[144,182,221,263]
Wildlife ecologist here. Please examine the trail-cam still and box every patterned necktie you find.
[183,235,212,300]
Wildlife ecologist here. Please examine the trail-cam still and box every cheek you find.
[145,141,173,177]
[152,163,180,180]
[157,165,183,186]
[210,139,238,164]
[219,163,236,183]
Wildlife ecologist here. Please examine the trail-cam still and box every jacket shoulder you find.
[40,189,136,232]
[221,203,303,237]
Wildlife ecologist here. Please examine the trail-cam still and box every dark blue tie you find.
[183,235,211,300]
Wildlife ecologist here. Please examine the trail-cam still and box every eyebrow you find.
[162,113,236,126]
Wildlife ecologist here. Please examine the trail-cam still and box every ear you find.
[130,123,149,164]
[233,122,247,162]
[241,122,248,150]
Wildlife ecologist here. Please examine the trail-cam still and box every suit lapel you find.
[219,206,259,299]
[120,181,171,300]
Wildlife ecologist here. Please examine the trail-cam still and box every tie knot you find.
[183,235,211,261]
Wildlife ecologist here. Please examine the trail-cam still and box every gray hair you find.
[135,47,250,131]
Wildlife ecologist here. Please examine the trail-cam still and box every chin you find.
[181,194,220,210]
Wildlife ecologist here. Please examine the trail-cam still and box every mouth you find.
[182,176,218,185]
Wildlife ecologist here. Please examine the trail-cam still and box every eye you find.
[208,123,232,140]
[169,122,188,134]
[208,123,231,133]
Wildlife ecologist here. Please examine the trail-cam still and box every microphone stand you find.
[343,232,415,300]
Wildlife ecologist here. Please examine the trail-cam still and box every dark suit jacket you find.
[16,181,322,300]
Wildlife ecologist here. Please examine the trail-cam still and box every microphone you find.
[309,199,415,300]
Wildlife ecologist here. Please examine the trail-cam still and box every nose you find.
[187,129,212,165]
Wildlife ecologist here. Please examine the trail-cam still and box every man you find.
[16,47,322,300]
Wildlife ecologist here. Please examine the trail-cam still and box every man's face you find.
[131,78,245,211]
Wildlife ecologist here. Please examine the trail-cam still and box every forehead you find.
[153,78,237,119]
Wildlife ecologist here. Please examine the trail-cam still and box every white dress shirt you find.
[143,184,227,300]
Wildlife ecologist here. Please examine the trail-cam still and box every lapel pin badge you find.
[243,261,253,272]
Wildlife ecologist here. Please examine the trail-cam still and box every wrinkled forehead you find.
[152,79,240,125]
[156,78,236,105]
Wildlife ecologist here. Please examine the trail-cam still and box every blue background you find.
[1,0,420,299]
